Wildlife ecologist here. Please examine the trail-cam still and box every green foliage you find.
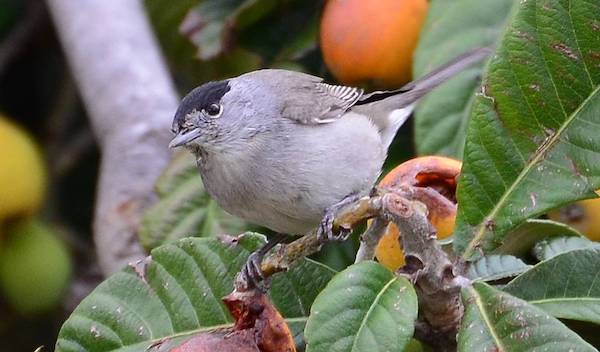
[458,282,596,351]
[145,0,323,86]
[55,234,335,352]
[305,261,417,352]
[139,152,251,251]
[495,218,584,256]
[413,0,515,158]
[466,254,531,282]
[532,236,600,261]
[454,0,600,258]
[505,248,600,325]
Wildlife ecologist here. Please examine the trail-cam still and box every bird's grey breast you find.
[196,111,385,235]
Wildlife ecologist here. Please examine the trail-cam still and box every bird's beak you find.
[168,128,202,149]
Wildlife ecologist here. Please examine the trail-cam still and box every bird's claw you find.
[316,210,351,242]
[238,251,271,292]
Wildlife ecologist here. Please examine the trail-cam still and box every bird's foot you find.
[316,193,360,243]
[239,251,270,292]
[236,234,285,292]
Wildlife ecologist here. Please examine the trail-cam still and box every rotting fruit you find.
[169,289,295,352]
[374,156,461,271]
[320,0,429,88]
[0,115,47,224]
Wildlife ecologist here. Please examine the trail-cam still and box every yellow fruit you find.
[374,156,461,271]
[320,0,429,88]
[0,116,46,222]
[0,219,72,314]
[548,191,600,242]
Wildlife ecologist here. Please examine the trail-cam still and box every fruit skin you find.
[0,219,72,315]
[375,156,461,271]
[548,192,600,242]
[320,0,429,88]
[0,116,47,222]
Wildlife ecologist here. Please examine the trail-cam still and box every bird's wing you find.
[281,80,364,124]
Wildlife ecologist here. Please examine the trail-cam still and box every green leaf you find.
[466,254,531,282]
[139,152,251,251]
[455,0,600,259]
[413,0,515,158]
[533,236,600,261]
[304,261,417,352]
[459,282,596,351]
[145,0,262,86]
[504,248,600,324]
[56,234,336,352]
[181,0,277,60]
[496,218,584,256]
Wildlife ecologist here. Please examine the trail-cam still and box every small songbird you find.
[169,48,489,287]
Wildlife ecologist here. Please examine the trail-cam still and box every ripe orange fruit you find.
[374,156,461,271]
[320,0,429,88]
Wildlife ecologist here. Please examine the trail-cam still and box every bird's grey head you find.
[169,80,231,153]
[169,75,277,158]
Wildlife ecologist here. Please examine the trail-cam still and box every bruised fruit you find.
[374,156,461,271]
[0,219,71,314]
[0,116,46,223]
[320,0,429,88]
[548,191,600,242]
[170,290,295,352]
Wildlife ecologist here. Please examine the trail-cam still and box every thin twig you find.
[355,217,388,263]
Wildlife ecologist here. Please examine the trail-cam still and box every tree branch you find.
[248,189,467,350]
[46,0,179,275]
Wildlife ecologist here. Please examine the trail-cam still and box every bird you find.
[169,47,490,288]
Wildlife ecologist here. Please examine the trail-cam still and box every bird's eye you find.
[205,103,222,118]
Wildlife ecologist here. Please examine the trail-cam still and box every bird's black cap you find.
[173,80,230,131]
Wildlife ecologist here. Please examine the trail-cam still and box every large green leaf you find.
[532,235,600,261]
[181,0,277,60]
[455,0,600,258]
[304,261,417,352]
[180,0,321,66]
[56,234,335,352]
[504,248,600,325]
[496,218,583,256]
[466,254,531,282]
[139,152,251,251]
[458,282,596,351]
[413,0,515,158]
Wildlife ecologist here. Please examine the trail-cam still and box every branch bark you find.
[46,0,179,275]
[247,189,467,350]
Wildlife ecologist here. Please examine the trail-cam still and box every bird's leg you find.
[317,193,361,242]
[238,233,288,292]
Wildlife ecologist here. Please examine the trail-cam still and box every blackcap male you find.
[169,48,489,288]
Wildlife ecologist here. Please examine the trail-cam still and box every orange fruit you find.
[547,191,600,242]
[320,0,429,88]
[374,156,461,270]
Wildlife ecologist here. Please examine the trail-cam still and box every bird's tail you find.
[357,46,492,107]
[353,47,492,148]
